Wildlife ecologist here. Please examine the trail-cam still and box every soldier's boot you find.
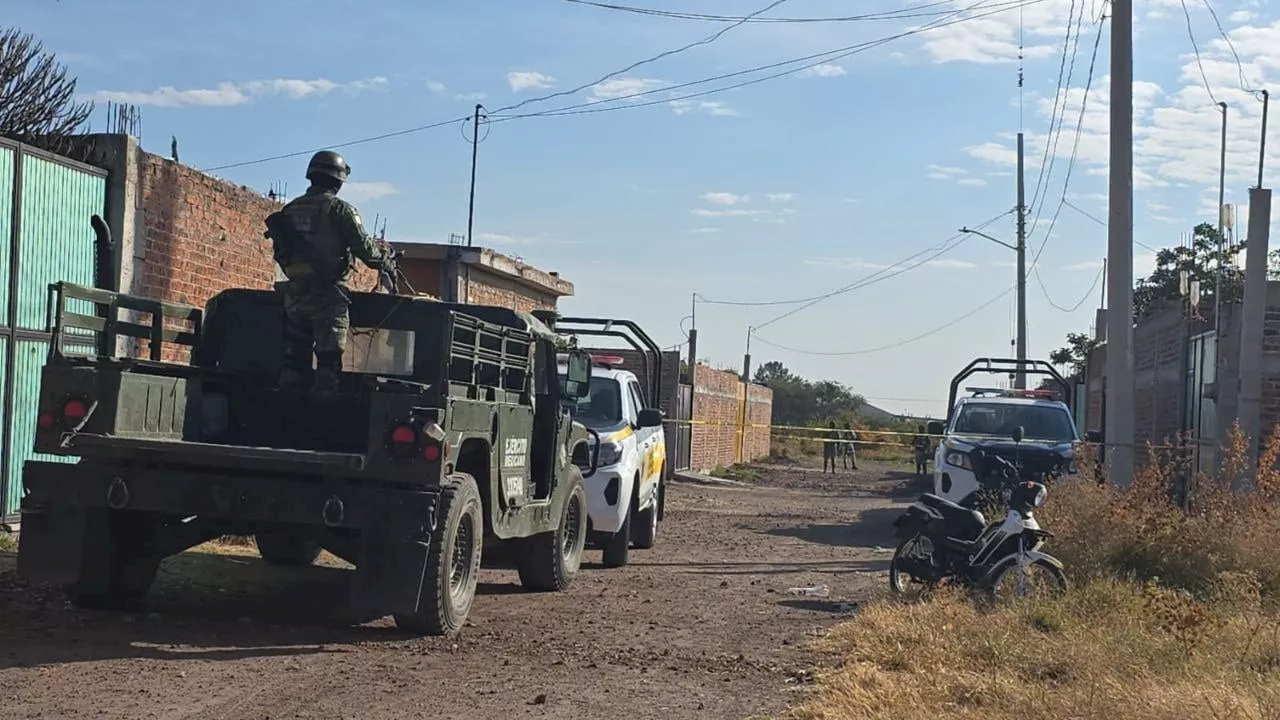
[313,352,342,398]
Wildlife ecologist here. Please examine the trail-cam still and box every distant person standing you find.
[912,425,932,477]
[842,421,859,470]
[822,421,839,473]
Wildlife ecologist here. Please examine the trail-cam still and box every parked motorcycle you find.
[889,430,1068,599]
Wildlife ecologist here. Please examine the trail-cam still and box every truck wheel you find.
[394,473,483,636]
[517,467,587,591]
[70,509,161,611]
[601,497,632,568]
[631,477,661,550]
[254,528,322,567]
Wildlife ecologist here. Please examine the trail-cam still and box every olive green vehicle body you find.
[16,280,597,627]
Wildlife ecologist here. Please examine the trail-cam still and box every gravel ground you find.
[0,461,925,720]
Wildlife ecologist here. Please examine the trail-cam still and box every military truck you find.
[16,245,600,636]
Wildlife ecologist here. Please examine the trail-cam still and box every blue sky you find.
[10,0,1280,417]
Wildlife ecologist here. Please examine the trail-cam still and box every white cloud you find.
[766,192,794,202]
[341,181,399,203]
[701,191,749,206]
[958,177,988,187]
[426,80,446,93]
[686,227,723,234]
[965,141,1018,166]
[669,99,739,116]
[88,76,387,108]
[1231,10,1257,22]
[917,0,1081,64]
[456,92,487,101]
[797,63,847,78]
[693,207,796,219]
[507,71,556,92]
[1063,259,1104,271]
[592,77,666,101]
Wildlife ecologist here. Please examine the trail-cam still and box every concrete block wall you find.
[690,364,773,471]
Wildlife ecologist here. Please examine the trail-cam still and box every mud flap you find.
[349,496,439,618]
[16,504,104,586]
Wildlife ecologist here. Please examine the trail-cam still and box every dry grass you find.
[0,531,16,553]
[794,423,1280,720]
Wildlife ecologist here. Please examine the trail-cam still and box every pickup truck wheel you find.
[517,467,587,591]
[70,509,160,611]
[601,497,632,568]
[394,473,483,636]
[631,477,661,550]
[254,528,322,567]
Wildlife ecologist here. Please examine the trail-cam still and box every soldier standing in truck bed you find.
[267,150,396,395]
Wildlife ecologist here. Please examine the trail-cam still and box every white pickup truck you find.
[926,358,1096,509]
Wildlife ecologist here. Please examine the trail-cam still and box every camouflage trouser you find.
[279,280,350,392]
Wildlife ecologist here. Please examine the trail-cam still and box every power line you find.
[697,212,1008,308]
[1179,0,1220,107]
[1034,263,1104,312]
[1060,198,1159,252]
[750,212,1013,333]
[198,0,1044,172]
[497,0,1046,122]
[752,285,1015,356]
[495,0,789,116]
[1199,0,1264,97]
[1025,11,1107,276]
[1025,0,1080,218]
[1026,0,1088,241]
[561,0,989,23]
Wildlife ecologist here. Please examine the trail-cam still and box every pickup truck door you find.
[627,380,661,495]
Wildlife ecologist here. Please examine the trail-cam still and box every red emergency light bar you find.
[592,354,626,367]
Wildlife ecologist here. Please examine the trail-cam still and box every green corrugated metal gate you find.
[0,138,106,521]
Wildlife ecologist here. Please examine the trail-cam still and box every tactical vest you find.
[277,191,350,283]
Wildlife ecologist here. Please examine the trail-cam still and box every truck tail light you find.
[60,398,89,428]
[387,423,419,459]
[423,443,442,461]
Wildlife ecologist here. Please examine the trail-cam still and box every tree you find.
[1049,331,1100,378]
[750,360,866,427]
[1132,223,1244,320]
[0,27,93,149]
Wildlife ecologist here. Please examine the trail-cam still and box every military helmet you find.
[305,150,351,184]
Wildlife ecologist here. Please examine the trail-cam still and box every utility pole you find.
[1239,90,1271,478]
[1105,0,1135,486]
[1015,132,1028,389]
[959,220,1024,381]
[1213,102,1228,330]
[465,104,486,248]
[742,325,753,382]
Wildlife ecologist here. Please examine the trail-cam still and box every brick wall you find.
[690,364,773,471]
[466,268,560,313]
[134,154,379,360]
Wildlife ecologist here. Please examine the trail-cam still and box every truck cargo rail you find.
[46,281,203,363]
[60,433,368,473]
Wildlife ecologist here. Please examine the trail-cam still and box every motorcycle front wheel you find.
[888,534,936,599]
[985,556,1068,601]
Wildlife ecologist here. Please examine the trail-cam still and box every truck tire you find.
[631,475,661,550]
[70,509,161,611]
[394,473,483,636]
[254,528,322,567]
[601,496,632,568]
[517,467,587,592]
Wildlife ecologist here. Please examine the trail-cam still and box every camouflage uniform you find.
[275,151,393,394]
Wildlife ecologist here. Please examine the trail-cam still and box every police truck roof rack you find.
[947,357,1072,423]
[544,317,664,408]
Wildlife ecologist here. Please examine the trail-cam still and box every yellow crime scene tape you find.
[657,417,1190,451]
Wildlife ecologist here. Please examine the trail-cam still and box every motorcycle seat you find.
[919,493,986,541]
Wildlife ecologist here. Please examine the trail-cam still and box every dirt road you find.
[0,462,921,720]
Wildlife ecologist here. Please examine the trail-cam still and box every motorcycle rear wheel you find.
[888,535,937,599]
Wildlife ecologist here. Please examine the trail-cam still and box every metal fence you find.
[0,137,106,520]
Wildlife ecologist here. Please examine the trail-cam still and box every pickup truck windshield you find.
[951,402,1077,442]
[557,374,623,427]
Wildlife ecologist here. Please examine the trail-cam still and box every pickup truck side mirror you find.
[637,408,664,429]
[926,420,945,436]
[1011,426,1025,443]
